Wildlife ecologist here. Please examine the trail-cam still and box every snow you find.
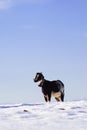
[0,101,87,130]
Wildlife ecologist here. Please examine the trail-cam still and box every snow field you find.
[0,101,87,130]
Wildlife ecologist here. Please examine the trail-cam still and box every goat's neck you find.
[39,79,45,87]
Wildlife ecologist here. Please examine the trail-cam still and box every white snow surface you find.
[0,100,87,130]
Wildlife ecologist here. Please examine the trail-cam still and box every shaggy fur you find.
[34,72,64,102]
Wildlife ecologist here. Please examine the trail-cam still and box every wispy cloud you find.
[0,0,50,10]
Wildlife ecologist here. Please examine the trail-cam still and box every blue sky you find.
[0,0,87,104]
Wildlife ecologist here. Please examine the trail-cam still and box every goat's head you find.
[34,72,44,82]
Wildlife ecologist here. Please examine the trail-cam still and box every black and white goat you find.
[34,72,64,102]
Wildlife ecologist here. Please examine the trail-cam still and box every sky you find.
[0,0,87,104]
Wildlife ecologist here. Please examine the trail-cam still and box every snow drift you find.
[0,100,87,130]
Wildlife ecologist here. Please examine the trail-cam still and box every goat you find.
[34,72,64,102]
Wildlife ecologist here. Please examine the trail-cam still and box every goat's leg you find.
[48,93,51,102]
[44,94,51,102]
[55,97,60,102]
[55,97,63,102]
[61,93,64,102]
[44,95,48,102]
